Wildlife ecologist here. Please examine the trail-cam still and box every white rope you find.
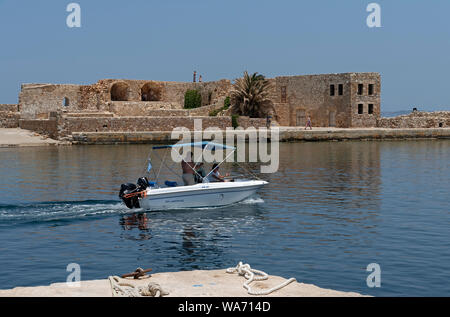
[108,276,169,297]
[226,262,296,296]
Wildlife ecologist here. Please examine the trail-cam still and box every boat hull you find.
[138,180,267,211]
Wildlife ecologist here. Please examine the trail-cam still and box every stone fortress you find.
[0,72,448,142]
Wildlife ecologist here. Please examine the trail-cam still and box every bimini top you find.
[152,141,236,151]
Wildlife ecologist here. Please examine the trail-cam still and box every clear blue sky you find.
[0,0,449,111]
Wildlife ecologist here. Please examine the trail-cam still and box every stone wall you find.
[0,104,19,112]
[349,73,381,127]
[19,118,58,139]
[189,103,225,116]
[108,103,226,117]
[19,84,84,119]
[109,101,183,116]
[55,115,267,138]
[377,111,450,128]
[0,104,20,128]
[19,79,232,120]
[71,127,450,144]
[237,117,267,129]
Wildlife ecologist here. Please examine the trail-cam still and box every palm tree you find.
[231,71,273,118]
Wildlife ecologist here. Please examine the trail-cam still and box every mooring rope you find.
[108,275,169,297]
[226,262,296,295]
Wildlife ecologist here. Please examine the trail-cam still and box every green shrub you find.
[184,90,202,109]
[209,109,220,116]
[209,97,231,116]
[231,114,239,129]
[224,96,230,109]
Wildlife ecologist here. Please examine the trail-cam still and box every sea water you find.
[0,141,449,296]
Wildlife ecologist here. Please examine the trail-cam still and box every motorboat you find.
[119,141,268,210]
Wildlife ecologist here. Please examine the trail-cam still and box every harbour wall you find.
[70,127,450,144]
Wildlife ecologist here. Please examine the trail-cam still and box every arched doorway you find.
[110,82,129,101]
[62,97,69,107]
[141,82,162,101]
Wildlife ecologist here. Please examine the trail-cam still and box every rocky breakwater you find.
[377,111,450,128]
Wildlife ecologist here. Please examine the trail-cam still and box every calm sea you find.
[0,141,449,296]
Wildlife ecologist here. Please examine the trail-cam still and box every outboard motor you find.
[119,183,140,209]
[137,177,150,191]
[119,177,151,209]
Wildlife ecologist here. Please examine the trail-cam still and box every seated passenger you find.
[207,163,231,182]
[194,162,206,183]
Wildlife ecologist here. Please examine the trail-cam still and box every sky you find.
[0,0,449,111]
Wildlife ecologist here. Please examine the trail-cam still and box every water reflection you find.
[117,202,265,269]
[120,213,150,231]
[119,213,151,240]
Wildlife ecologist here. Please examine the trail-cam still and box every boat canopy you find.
[152,141,235,151]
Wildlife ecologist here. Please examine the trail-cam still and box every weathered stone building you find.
[17,73,380,127]
[18,79,232,119]
[267,72,381,128]
[0,72,384,140]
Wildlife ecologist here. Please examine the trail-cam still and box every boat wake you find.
[0,196,265,224]
[240,197,265,205]
[0,200,126,225]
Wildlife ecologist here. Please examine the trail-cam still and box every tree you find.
[231,71,274,118]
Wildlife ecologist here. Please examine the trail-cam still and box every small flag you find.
[147,161,152,172]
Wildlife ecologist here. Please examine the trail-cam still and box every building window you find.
[358,84,363,95]
[358,104,364,114]
[62,97,69,107]
[368,104,374,114]
[338,84,343,95]
[281,86,287,103]
[368,84,374,95]
[330,84,335,96]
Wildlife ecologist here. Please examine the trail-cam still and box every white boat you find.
[139,179,267,211]
[119,141,268,210]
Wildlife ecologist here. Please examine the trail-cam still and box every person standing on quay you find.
[305,116,312,130]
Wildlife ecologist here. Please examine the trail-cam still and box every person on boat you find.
[207,163,231,182]
[194,162,206,183]
[181,152,196,186]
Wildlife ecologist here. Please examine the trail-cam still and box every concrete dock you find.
[0,269,365,297]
